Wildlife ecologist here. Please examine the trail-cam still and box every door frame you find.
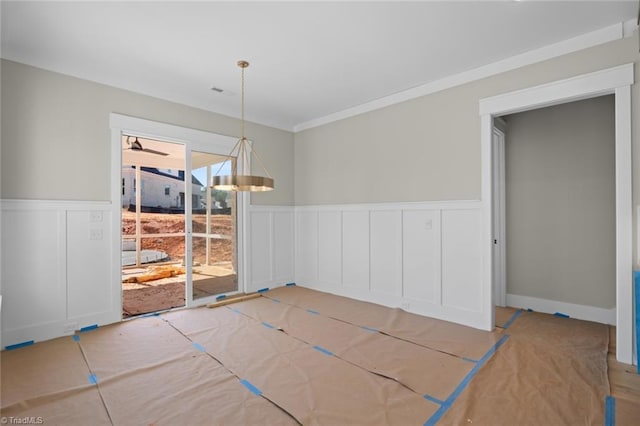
[491,126,506,308]
[110,114,248,310]
[479,63,634,363]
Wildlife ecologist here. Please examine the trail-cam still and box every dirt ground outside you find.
[121,210,236,317]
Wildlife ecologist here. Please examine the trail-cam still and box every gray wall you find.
[0,59,295,205]
[293,36,639,209]
[504,96,615,309]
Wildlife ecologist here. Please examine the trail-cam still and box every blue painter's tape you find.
[89,374,98,385]
[271,298,281,303]
[502,310,522,329]
[80,324,98,332]
[5,340,35,351]
[553,312,570,318]
[605,395,616,426]
[527,308,533,312]
[216,294,227,301]
[286,282,296,286]
[423,394,446,405]
[307,309,320,315]
[139,312,160,318]
[231,308,241,314]
[462,357,478,363]
[262,322,275,329]
[313,345,334,356]
[424,334,509,426]
[257,288,270,293]
[240,379,262,396]
[72,335,80,342]
[361,326,378,333]
[635,271,640,375]
[192,342,206,352]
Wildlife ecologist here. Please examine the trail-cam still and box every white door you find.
[492,127,506,307]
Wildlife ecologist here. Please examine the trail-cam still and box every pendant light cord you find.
[211,60,274,184]
[241,63,245,140]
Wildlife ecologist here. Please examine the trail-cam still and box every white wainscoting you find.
[247,206,295,292]
[294,201,489,330]
[1,200,120,348]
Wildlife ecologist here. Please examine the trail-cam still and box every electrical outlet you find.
[89,229,103,240]
[89,211,103,222]
[425,220,432,230]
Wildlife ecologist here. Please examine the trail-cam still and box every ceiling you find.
[2,1,637,132]
[122,135,227,170]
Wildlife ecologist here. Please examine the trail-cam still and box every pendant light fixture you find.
[212,60,274,192]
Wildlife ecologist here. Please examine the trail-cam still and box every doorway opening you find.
[480,63,633,363]
[120,135,238,317]
[492,97,616,319]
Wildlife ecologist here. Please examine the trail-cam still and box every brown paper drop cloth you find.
[266,286,501,360]
[440,311,610,425]
[232,296,474,400]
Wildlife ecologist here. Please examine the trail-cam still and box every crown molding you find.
[293,19,636,133]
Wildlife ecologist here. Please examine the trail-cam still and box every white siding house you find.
[122,167,204,211]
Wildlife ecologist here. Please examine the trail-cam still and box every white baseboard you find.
[506,293,616,325]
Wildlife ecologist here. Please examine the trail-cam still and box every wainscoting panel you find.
[1,209,67,332]
[318,211,342,286]
[247,207,295,292]
[1,200,119,348]
[294,201,487,329]
[441,209,483,313]
[370,210,403,297]
[295,211,319,285]
[67,210,114,320]
[402,209,441,304]
[249,211,272,288]
[341,211,370,291]
[273,211,294,283]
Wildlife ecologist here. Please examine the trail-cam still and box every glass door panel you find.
[121,136,187,317]
[191,153,237,302]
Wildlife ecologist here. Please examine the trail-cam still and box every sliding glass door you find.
[190,152,238,302]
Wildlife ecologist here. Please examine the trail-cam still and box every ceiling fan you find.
[125,136,169,156]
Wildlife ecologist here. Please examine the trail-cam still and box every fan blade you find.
[142,148,169,156]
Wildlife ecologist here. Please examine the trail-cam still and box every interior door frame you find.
[110,114,248,311]
[491,126,506,308]
[479,63,634,364]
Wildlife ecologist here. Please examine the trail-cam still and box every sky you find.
[192,160,231,188]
